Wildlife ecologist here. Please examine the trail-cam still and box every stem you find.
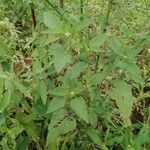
[103,0,113,32]
[60,0,64,8]
[30,3,36,28]
[80,0,84,43]
[94,55,100,73]
[80,0,83,18]
[94,0,113,73]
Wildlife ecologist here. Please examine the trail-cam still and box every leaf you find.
[110,38,124,56]
[0,64,4,99]
[59,118,76,134]
[70,97,89,123]
[13,79,32,99]
[47,118,76,145]
[125,62,144,84]
[47,97,66,113]
[50,109,68,126]
[49,86,69,97]
[50,44,71,73]
[107,80,133,125]
[71,81,86,95]
[64,61,87,79]
[0,91,11,113]
[85,72,105,86]
[88,111,98,127]
[43,12,63,33]
[0,39,11,59]
[72,17,92,33]
[89,33,107,52]
[46,109,75,145]
[16,137,28,150]
[0,113,5,126]
[86,129,101,146]
[34,100,47,116]
[38,80,47,105]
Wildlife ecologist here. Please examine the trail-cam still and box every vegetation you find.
[0,0,150,149]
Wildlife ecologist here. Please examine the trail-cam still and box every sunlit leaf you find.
[47,97,66,113]
[50,44,71,73]
[70,97,89,123]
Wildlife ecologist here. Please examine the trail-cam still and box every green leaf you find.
[49,86,69,97]
[110,38,124,56]
[50,109,68,126]
[13,79,32,99]
[85,72,105,86]
[107,80,133,125]
[16,137,28,150]
[125,62,144,84]
[88,111,98,127]
[89,33,107,52]
[59,118,76,134]
[70,97,89,123]
[72,17,92,33]
[43,12,63,33]
[38,80,47,105]
[0,39,11,59]
[0,91,11,113]
[64,61,87,79]
[47,97,66,113]
[46,109,67,144]
[47,118,76,145]
[86,129,101,146]
[0,113,5,126]
[71,81,86,95]
[50,44,71,73]
[34,100,47,116]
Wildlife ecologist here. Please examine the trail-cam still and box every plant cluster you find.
[0,0,150,149]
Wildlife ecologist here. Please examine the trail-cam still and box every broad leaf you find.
[72,17,92,33]
[125,62,144,84]
[86,129,101,146]
[85,72,105,86]
[49,86,69,97]
[64,61,87,79]
[38,80,47,105]
[107,80,133,125]
[89,33,107,52]
[70,97,89,123]
[47,97,66,113]
[13,79,32,99]
[0,90,11,113]
[43,12,63,33]
[50,44,71,73]
[47,109,76,145]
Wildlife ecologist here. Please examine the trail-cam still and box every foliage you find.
[0,0,150,149]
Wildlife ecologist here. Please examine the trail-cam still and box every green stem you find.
[94,0,113,73]
[94,55,100,73]
[80,0,83,19]
[30,3,36,28]
[104,0,113,31]
[80,0,84,43]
